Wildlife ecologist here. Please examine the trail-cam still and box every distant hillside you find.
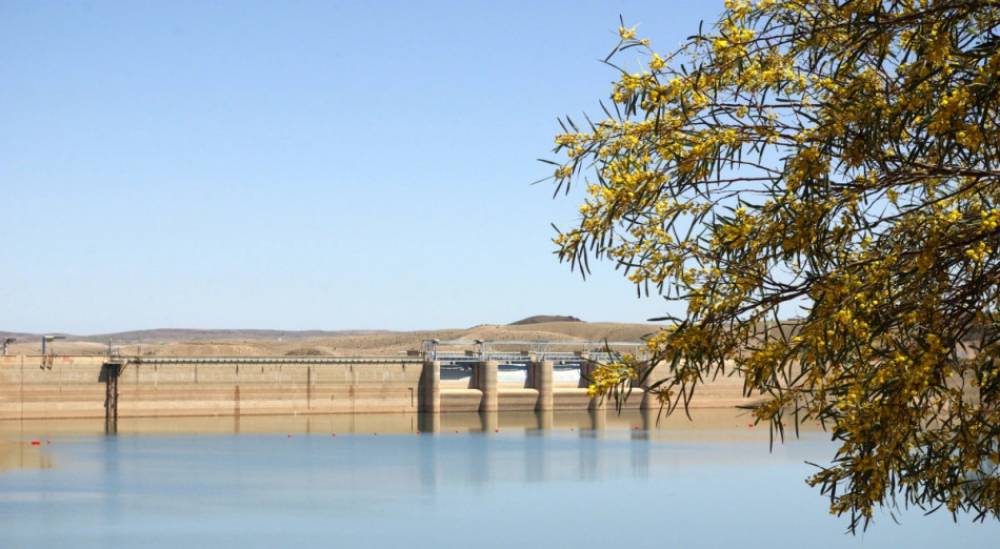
[0,329,392,344]
[0,331,37,342]
[508,315,582,326]
[2,321,663,357]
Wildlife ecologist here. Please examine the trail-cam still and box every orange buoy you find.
[30,439,40,446]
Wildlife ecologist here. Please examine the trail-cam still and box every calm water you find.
[1,411,997,548]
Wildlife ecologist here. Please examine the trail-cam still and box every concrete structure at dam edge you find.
[0,355,753,421]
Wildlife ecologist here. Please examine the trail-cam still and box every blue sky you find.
[1,1,715,333]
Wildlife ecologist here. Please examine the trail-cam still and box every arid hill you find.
[508,315,582,325]
[2,321,662,357]
[0,328,388,344]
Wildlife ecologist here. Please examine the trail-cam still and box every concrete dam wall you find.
[0,355,752,421]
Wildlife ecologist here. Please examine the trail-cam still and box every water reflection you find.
[0,441,54,472]
[1,410,997,549]
[0,403,833,509]
[0,407,785,480]
[0,407,785,440]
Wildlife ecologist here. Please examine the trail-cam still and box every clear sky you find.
[2,1,715,334]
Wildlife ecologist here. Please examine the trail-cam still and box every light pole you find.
[42,334,66,356]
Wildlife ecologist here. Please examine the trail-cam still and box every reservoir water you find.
[1,410,997,548]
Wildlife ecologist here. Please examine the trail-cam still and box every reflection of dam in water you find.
[3,410,992,549]
[0,408,767,439]
[0,440,54,472]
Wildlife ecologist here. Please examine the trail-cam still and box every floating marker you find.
[494,429,499,433]
[331,433,336,437]
[30,440,40,446]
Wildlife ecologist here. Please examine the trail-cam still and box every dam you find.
[0,340,750,425]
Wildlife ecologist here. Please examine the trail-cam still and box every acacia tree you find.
[547,0,1000,531]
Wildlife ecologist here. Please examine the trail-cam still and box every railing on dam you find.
[129,356,425,365]
[422,339,647,365]
[134,353,616,366]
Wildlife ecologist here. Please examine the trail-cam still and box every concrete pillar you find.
[578,354,593,388]
[537,409,553,431]
[530,360,554,412]
[589,396,607,412]
[479,410,498,432]
[418,411,441,433]
[639,363,657,410]
[589,406,607,432]
[640,405,657,431]
[417,359,440,430]
[419,360,440,413]
[475,360,498,412]
[579,358,606,412]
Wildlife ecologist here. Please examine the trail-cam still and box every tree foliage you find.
[548,0,1000,531]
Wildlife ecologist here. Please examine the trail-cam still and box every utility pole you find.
[1,337,15,356]
[41,335,65,368]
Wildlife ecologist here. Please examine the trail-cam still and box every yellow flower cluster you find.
[585,357,640,399]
